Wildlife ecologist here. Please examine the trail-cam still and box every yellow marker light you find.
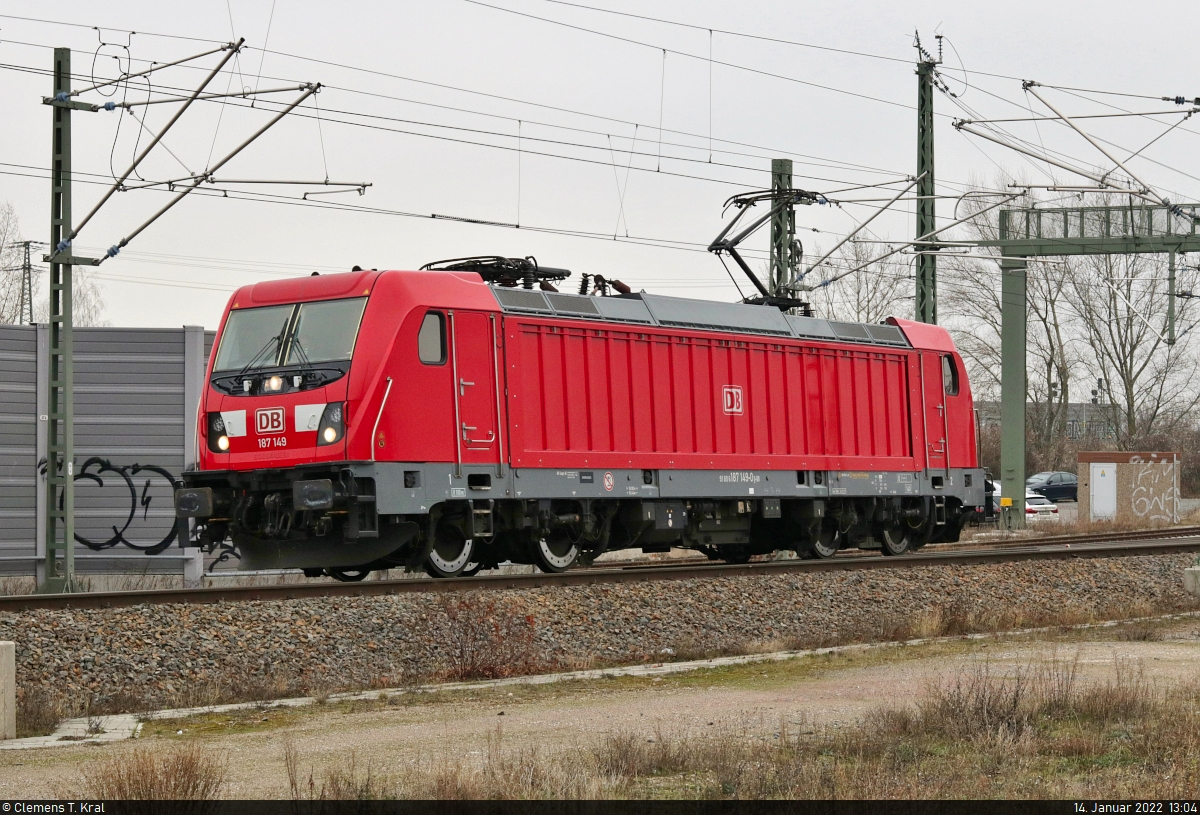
[217,435,230,451]
[1000,496,1013,507]
[323,427,338,443]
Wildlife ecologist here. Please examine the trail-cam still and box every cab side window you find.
[942,355,959,396]
[418,312,446,364]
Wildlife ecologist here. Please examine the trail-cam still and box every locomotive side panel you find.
[946,352,977,469]
[505,317,920,471]
[348,305,459,464]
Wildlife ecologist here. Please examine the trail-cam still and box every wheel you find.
[423,523,476,578]
[531,532,579,573]
[460,562,484,577]
[879,523,911,556]
[325,568,369,582]
[803,526,840,560]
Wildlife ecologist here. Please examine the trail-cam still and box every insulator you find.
[578,273,591,295]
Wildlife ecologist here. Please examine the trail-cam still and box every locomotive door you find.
[919,351,948,472]
[450,311,501,466]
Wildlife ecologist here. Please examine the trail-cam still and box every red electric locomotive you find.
[176,261,986,579]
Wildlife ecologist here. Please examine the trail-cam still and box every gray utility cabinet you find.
[0,324,213,578]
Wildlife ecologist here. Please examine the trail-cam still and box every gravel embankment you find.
[2,554,1197,714]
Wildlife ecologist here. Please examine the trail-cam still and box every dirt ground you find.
[3,617,1199,799]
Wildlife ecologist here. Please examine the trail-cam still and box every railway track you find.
[3,526,1199,613]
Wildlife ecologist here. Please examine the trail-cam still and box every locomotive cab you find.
[176,268,507,577]
[203,296,363,462]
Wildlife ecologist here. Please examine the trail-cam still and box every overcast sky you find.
[1,0,1197,328]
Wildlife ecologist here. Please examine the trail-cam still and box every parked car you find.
[981,489,1060,523]
[1026,471,1078,502]
[1024,492,1060,522]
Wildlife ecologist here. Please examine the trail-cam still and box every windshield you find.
[1026,472,1052,483]
[285,298,368,364]
[213,297,367,372]
[212,304,295,372]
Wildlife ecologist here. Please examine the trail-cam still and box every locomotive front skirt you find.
[177,269,986,579]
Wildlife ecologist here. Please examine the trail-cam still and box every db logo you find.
[255,407,285,434]
[722,385,744,415]
[603,471,615,492]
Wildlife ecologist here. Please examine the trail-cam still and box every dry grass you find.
[0,576,36,595]
[657,598,1122,669]
[439,594,551,681]
[961,511,1193,544]
[15,685,64,738]
[284,727,613,800]
[338,650,1200,800]
[79,741,227,809]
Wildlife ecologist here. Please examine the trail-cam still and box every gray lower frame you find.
[357,462,986,516]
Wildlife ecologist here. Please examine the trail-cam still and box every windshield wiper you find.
[287,334,317,382]
[234,332,285,385]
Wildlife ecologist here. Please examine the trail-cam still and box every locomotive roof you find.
[226,269,922,350]
[490,288,911,349]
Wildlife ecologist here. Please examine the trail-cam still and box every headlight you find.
[317,402,344,446]
[206,412,230,453]
[265,375,284,392]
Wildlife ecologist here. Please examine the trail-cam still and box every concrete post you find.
[182,547,204,589]
[1185,562,1200,599]
[1,641,14,740]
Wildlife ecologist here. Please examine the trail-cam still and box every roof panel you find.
[640,293,793,336]
[786,315,838,341]
[593,296,655,324]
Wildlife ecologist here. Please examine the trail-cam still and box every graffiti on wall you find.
[1129,456,1179,523]
[38,456,180,554]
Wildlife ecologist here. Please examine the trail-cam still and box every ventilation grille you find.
[865,324,908,346]
[829,321,873,342]
[545,293,600,315]
[492,288,552,312]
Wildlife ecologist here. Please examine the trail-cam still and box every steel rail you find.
[2,533,1199,613]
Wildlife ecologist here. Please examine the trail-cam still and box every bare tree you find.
[31,268,108,328]
[940,253,1003,401]
[1065,250,1200,447]
[810,241,910,324]
[0,201,26,323]
[1,199,108,327]
[941,184,1083,471]
[943,184,1200,466]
